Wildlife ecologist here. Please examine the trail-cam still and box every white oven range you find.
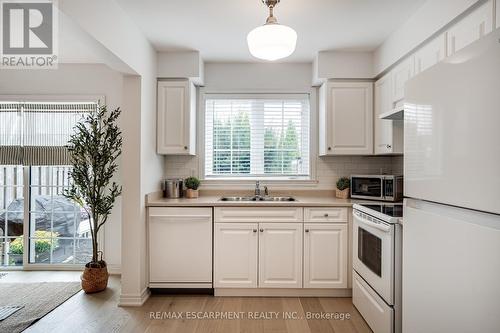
[352,203,402,333]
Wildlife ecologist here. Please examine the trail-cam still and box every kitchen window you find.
[204,95,310,179]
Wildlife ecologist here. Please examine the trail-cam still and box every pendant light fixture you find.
[247,0,297,61]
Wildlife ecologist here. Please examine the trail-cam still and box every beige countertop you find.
[146,190,377,207]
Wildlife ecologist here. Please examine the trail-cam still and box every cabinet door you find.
[414,34,447,74]
[374,75,395,155]
[447,0,494,56]
[304,223,348,288]
[321,82,373,155]
[214,223,258,288]
[259,223,303,288]
[149,208,212,283]
[392,56,415,103]
[157,80,196,155]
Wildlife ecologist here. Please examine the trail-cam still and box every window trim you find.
[198,89,318,188]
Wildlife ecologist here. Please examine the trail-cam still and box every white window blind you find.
[205,95,310,179]
[0,101,98,165]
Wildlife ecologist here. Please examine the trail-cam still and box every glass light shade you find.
[247,24,297,61]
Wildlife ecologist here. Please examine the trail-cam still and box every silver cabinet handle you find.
[386,144,392,149]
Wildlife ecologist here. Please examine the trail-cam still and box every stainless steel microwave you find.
[350,175,403,202]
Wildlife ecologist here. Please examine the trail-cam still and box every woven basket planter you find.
[81,261,109,293]
[336,188,350,199]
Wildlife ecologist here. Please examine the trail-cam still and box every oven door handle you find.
[354,212,391,233]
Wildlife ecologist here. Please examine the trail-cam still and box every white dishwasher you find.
[148,207,213,288]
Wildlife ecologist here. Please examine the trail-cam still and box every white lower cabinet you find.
[259,223,303,288]
[214,222,302,289]
[214,207,349,292]
[214,223,258,288]
[304,223,348,288]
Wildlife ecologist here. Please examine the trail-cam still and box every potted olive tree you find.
[64,105,122,293]
[184,176,200,198]
[336,177,350,199]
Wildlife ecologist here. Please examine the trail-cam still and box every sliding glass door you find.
[29,166,92,265]
[0,165,92,268]
[0,166,24,266]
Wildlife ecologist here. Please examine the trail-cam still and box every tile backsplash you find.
[165,155,403,190]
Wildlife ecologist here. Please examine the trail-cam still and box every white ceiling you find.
[116,0,426,63]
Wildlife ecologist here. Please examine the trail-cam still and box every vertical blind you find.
[205,95,310,178]
[0,102,98,165]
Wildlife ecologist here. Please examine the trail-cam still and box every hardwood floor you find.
[12,275,372,333]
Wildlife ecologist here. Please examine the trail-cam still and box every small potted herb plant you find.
[336,177,350,199]
[185,177,201,198]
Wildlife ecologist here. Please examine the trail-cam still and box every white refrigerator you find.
[403,28,500,333]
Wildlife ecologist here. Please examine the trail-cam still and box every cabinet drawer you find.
[304,207,348,223]
[215,207,303,223]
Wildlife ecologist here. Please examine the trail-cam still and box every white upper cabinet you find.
[157,80,196,155]
[447,0,494,56]
[303,223,348,289]
[259,223,303,288]
[374,75,403,155]
[214,223,258,288]
[319,81,373,156]
[391,56,415,103]
[414,34,447,75]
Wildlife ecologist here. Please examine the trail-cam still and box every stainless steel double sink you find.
[219,196,296,202]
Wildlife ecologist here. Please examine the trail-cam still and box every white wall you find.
[0,64,124,271]
[157,51,204,85]
[313,51,374,84]
[60,0,164,306]
[165,62,398,190]
[203,62,313,92]
[374,0,482,75]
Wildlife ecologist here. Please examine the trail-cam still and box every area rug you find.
[0,282,81,333]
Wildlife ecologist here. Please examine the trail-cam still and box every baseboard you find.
[107,264,121,275]
[214,288,352,297]
[149,282,212,288]
[118,287,150,307]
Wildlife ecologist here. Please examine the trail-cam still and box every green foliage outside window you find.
[213,112,300,175]
[9,231,60,255]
